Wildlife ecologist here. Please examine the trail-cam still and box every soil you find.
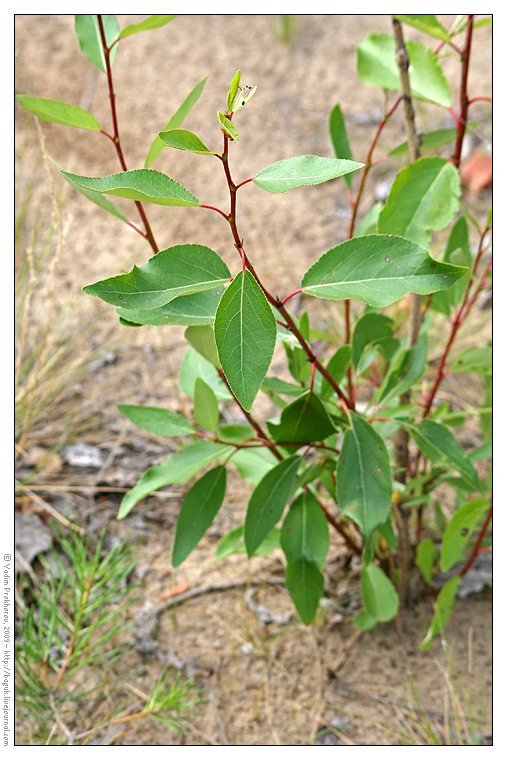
[15,14,492,746]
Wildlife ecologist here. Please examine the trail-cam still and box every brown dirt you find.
[15,15,492,746]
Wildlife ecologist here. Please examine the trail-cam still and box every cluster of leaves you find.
[16,527,202,744]
[16,15,491,645]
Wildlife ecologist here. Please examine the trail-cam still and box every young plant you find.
[15,527,202,745]
[17,15,492,641]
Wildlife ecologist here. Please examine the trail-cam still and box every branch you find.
[459,505,492,578]
[452,15,474,168]
[97,15,159,254]
[218,125,351,407]
[391,17,423,505]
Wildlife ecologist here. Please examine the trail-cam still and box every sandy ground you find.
[15,15,492,746]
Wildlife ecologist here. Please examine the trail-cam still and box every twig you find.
[97,15,158,253]
[391,16,422,605]
[308,488,363,557]
[459,504,492,578]
[159,576,285,612]
[452,16,474,168]
[328,629,362,677]
[209,681,230,746]
[16,483,86,534]
[49,693,77,745]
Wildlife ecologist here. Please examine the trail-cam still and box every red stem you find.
[343,96,402,404]
[218,129,351,407]
[423,257,491,417]
[448,106,461,130]
[200,204,230,221]
[280,288,302,306]
[309,360,316,392]
[97,15,159,254]
[235,177,254,189]
[459,505,492,578]
[468,95,492,105]
[452,15,474,168]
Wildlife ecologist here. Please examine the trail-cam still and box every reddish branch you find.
[459,505,492,578]
[343,94,403,400]
[97,15,159,253]
[215,129,351,407]
[423,255,491,418]
[452,15,474,168]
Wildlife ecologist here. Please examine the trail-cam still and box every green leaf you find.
[296,460,329,490]
[281,490,329,567]
[158,128,214,155]
[215,525,243,559]
[227,70,241,111]
[217,112,239,142]
[184,325,220,367]
[117,286,224,327]
[218,424,252,443]
[285,560,324,624]
[301,234,466,308]
[230,446,278,486]
[440,498,490,572]
[215,526,281,561]
[329,104,354,190]
[194,378,219,432]
[262,377,309,399]
[430,216,471,315]
[84,244,230,310]
[354,203,382,237]
[75,15,120,73]
[403,420,482,493]
[214,270,276,412]
[321,345,352,399]
[451,345,492,375]
[354,609,378,631]
[59,168,199,207]
[377,333,427,404]
[374,518,397,551]
[480,375,492,443]
[117,404,194,437]
[389,127,459,158]
[357,34,451,107]
[118,440,233,519]
[253,155,363,193]
[16,95,102,131]
[118,15,176,40]
[267,392,336,445]
[179,346,231,401]
[419,576,459,651]
[361,564,399,622]
[337,411,392,540]
[145,76,208,168]
[378,158,461,248]
[352,313,399,373]
[469,440,492,463]
[172,466,226,567]
[52,158,128,222]
[244,456,302,557]
[415,538,438,584]
[393,15,451,42]
[474,17,492,29]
